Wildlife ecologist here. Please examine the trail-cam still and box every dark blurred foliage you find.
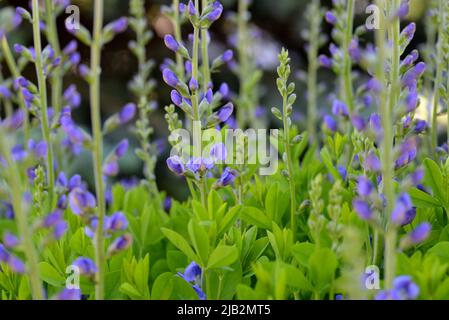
[0,0,430,198]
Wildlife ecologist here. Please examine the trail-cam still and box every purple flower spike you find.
[72,257,97,275]
[164,34,179,52]
[115,139,129,158]
[353,199,373,220]
[119,103,136,124]
[167,155,185,175]
[162,68,179,88]
[217,103,234,122]
[357,176,373,197]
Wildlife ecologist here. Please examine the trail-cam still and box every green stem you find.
[237,0,249,128]
[307,0,320,143]
[45,0,63,115]
[283,95,297,243]
[91,0,106,300]
[342,0,355,113]
[173,0,185,79]
[1,36,30,143]
[32,0,55,199]
[201,0,211,92]
[0,131,43,300]
[376,0,398,289]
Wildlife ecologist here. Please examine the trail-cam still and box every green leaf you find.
[291,242,315,268]
[218,205,241,236]
[161,228,199,263]
[38,262,65,287]
[427,242,449,264]
[308,248,338,290]
[409,187,442,208]
[207,245,238,269]
[241,207,272,230]
[120,282,143,300]
[188,219,210,266]
[424,158,448,208]
[151,273,174,300]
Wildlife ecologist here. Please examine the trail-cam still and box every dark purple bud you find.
[188,1,196,16]
[369,113,381,131]
[72,257,97,275]
[396,1,409,18]
[353,199,373,220]
[3,232,19,248]
[401,22,416,42]
[205,88,213,104]
[205,2,223,22]
[0,85,11,99]
[414,120,427,134]
[108,234,133,254]
[323,115,337,132]
[181,261,202,282]
[103,161,119,177]
[217,103,234,122]
[219,83,229,98]
[115,139,129,158]
[185,61,193,74]
[366,78,382,93]
[357,176,373,197]
[405,89,418,112]
[0,244,10,262]
[57,288,81,300]
[162,68,179,88]
[217,167,237,187]
[337,165,347,180]
[411,168,424,186]
[11,145,27,161]
[222,50,233,63]
[189,77,199,91]
[401,208,416,226]
[119,103,136,124]
[365,152,381,172]
[79,64,90,78]
[111,17,128,33]
[8,255,25,273]
[318,55,333,68]
[63,40,78,55]
[409,223,431,244]
[171,90,183,106]
[164,34,179,52]
[325,11,337,25]
[167,155,185,175]
[53,221,68,239]
[402,62,426,88]
[332,100,349,117]
[69,52,81,65]
[57,195,67,210]
[164,197,172,213]
[348,39,361,61]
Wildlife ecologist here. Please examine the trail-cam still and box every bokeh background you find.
[0,0,431,199]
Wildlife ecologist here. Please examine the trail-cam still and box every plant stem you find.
[173,0,185,79]
[32,0,55,199]
[201,0,211,92]
[376,0,397,289]
[45,0,63,115]
[0,130,43,300]
[432,2,446,155]
[342,0,355,113]
[307,0,320,143]
[283,95,297,243]
[1,36,30,143]
[237,0,249,128]
[91,0,106,300]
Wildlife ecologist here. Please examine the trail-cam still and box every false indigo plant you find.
[1,0,449,302]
